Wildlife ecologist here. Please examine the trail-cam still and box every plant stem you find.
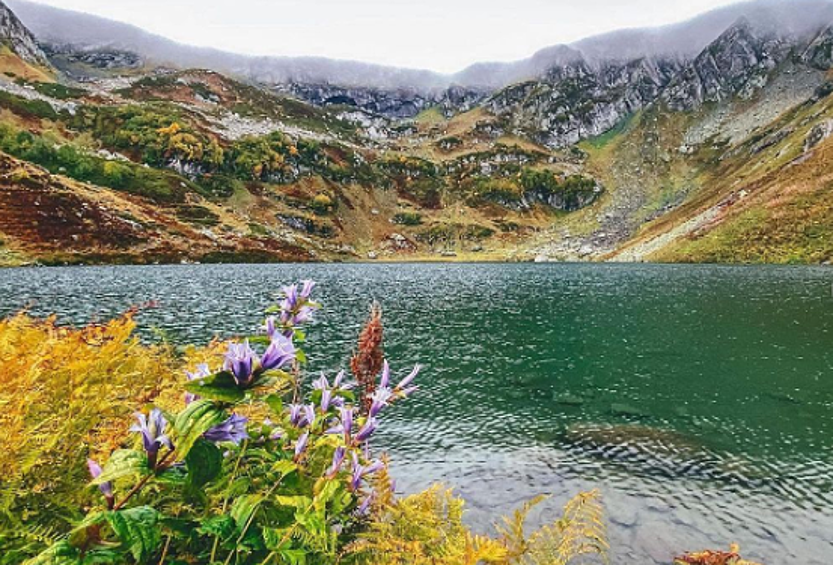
[158,534,172,565]
[223,478,285,565]
[210,440,248,563]
[114,449,176,511]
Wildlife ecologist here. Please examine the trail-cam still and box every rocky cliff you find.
[0,0,48,67]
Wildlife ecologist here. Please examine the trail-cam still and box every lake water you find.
[1,263,832,564]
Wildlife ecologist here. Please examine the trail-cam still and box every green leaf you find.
[184,371,245,403]
[279,549,307,565]
[247,335,271,346]
[265,394,283,415]
[105,506,162,563]
[197,515,236,539]
[272,460,298,478]
[295,349,307,364]
[155,464,188,486]
[174,400,228,457]
[23,540,81,565]
[92,450,148,486]
[313,480,341,512]
[273,495,312,510]
[186,438,223,487]
[230,494,264,530]
[262,533,307,565]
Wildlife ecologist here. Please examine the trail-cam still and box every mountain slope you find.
[3,0,833,265]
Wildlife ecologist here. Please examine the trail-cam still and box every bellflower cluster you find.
[349,452,384,492]
[368,360,421,418]
[222,333,296,387]
[313,371,353,412]
[288,403,316,428]
[266,280,319,339]
[59,281,428,565]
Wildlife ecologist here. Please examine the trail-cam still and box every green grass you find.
[584,112,637,149]
[660,185,833,264]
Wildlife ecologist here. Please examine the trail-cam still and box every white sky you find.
[29,0,744,73]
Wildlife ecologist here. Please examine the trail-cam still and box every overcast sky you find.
[29,0,745,73]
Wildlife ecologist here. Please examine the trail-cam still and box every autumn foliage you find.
[0,312,180,557]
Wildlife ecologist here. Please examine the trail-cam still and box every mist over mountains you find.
[7,0,833,90]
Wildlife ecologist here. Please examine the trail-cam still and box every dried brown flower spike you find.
[351,302,384,415]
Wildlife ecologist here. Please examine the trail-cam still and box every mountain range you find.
[1,0,833,265]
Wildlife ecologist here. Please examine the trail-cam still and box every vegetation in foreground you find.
[0,282,764,564]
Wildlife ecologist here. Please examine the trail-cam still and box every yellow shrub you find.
[0,313,179,536]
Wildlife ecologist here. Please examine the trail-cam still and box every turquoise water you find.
[1,263,832,563]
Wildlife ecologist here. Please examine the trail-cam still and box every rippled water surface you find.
[2,263,832,563]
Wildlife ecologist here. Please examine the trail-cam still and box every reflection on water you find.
[2,263,832,564]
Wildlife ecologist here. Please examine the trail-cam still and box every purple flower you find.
[292,306,315,326]
[327,407,354,443]
[300,280,316,300]
[354,418,378,443]
[369,387,392,418]
[294,432,309,461]
[288,404,304,427]
[130,409,172,468]
[333,370,348,389]
[87,458,114,502]
[288,403,316,428]
[224,341,257,386]
[357,491,376,516]
[185,363,211,404]
[204,414,249,445]
[350,453,384,491]
[379,360,391,389]
[313,374,329,390]
[277,281,319,330]
[321,389,333,412]
[130,409,172,455]
[264,316,278,339]
[260,334,295,372]
[303,404,316,427]
[186,363,211,381]
[395,364,421,392]
[326,446,346,478]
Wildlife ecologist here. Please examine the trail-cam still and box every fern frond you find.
[496,494,549,560]
[521,490,608,565]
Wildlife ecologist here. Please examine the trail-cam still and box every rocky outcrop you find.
[43,44,143,72]
[0,0,49,67]
[801,26,833,70]
[662,19,788,110]
[487,57,680,148]
[804,119,833,151]
[278,83,487,119]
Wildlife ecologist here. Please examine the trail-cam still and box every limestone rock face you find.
[0,0,49,67]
